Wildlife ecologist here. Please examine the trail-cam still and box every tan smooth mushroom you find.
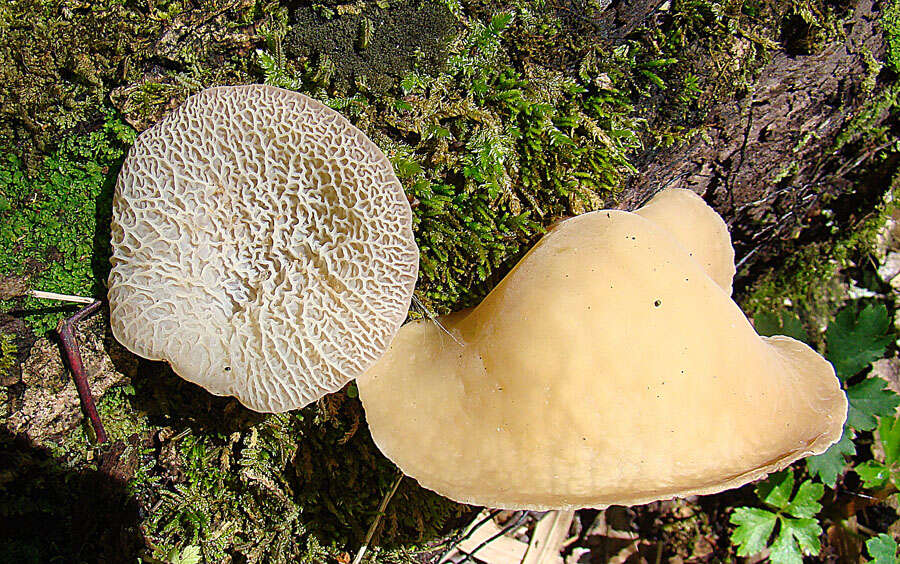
[358,189,846,510]
[634,188,736,294]
[108,85,418,412]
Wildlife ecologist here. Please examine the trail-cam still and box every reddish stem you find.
[56,300,108,444]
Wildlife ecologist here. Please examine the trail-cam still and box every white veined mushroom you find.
[108,85,419,413]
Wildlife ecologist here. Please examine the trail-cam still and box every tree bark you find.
[595,0,668,40]
[617,0,896,279]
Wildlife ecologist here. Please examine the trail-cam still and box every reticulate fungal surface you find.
[109,85,418,412]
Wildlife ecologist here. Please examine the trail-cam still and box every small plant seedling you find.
[805,303,900,486]
[730,470,825,564]
[826,303,894,381]
[855,415,900,491]
[867,533,900,563]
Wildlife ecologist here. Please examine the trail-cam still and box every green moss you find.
[741,239,855,335]
[117,379,461,563]
[740,181,898,341]
[285,0,459,94]
[884,0,900,71]
[281,10,643,312]
[833,81,900,157]
[0,333,14,377]
[0,113,134,334]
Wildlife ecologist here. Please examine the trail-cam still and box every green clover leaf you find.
[729,471,824,563]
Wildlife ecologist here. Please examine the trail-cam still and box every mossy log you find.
[1,0,899,561]
[620,0,897,285]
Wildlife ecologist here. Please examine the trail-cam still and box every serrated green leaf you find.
[866,533,900,563]
[806,426,856,486]
[730,507,777,556]
[826,304,893,380]
[784,480,824,518]
[856,459,891,489]
[754,311,809,343]
[757,470,794,510]
[879,415,900,466]
[847,377,900,431]
[780,517,822,556]
[733,471,825,562]
[769,524,803,564]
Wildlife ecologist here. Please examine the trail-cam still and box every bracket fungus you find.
[108,85,418,412]
[358,188,847,510]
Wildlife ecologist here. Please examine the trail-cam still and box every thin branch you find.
[56,300,108,444]
[460,511,530,562]
[29,290,96,304]
[352,473,404,564]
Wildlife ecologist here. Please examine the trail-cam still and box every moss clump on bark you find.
[0,0,146,165]
[285,0,459,94]
[0,0,272,167]
[884,0,900,70]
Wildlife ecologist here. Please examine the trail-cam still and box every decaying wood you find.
[618,0,894,274]
[522,510,575,564]
[440,510,573,564]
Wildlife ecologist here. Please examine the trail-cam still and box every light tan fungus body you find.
[358,189,846,510]
[634,188,736,294]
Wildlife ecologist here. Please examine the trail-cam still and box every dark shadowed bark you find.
[595,0,668,39]
[617,0,896,277]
